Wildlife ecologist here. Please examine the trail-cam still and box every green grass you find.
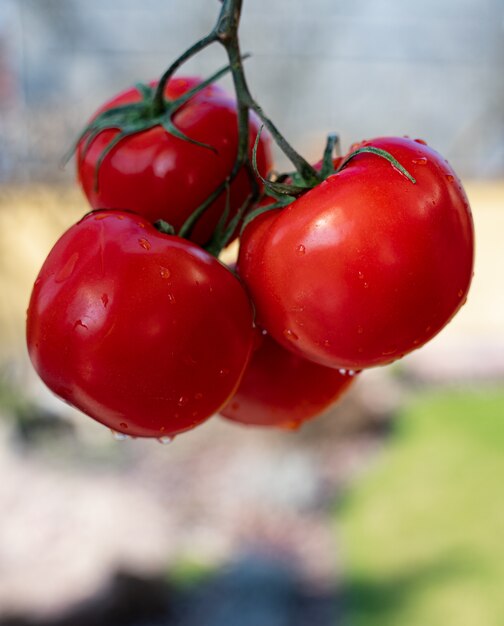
[338,387,504,626]
[168,555,216,589]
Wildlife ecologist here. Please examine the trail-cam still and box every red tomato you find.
[77,77,272,245]
[220,331,356,429]
[239,137,474,370]
[26,210,255,438]
[238,204,281,275]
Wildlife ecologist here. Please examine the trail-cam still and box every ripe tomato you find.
[220,330,356,429]
[26,210,255,438]
[76,77,272,245]
[238,137,474,370]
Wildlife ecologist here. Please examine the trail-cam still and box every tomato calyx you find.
[153,219,176,236]
[204,187,253,257]
[244,133,417,231]
[150,190,250,259]
[243,131,343,231]
[63,61,239,191]
[319,132,342,179]
[336,146,417,184]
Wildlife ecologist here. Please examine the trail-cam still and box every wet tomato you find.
[238,137,474,370]
[76,77,272,245]
[221,331,356,429]
[26,210,255,438]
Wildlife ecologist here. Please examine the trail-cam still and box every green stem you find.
[167,0,322,247]
[336,146,416,184]
[152,34,217,116]
[320,133,339,179]
[217,0,320,187]
[178,179,230,240]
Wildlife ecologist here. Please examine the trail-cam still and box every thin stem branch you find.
[152,34,217,115]
[216,0,320,186]
[173,0,321,247]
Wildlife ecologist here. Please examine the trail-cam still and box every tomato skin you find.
[26,211,255,438]
[237,205,281,275]
[239,137,475,370]
[220,331,356,429]
[77,77,272,245]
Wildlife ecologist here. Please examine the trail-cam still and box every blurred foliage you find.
[168,556,217,589]
[338,387,504,625]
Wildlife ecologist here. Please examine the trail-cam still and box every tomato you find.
[26,210,255,438]
[220,330,356,429]
[76,77,272,245]
[238,137,474,370]
[237,204,281,275]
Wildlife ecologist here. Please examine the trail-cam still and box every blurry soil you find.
[0,368,399,621]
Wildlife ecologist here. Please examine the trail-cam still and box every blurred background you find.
[0,1,503,625]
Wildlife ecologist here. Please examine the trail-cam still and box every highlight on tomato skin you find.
[237,136,475,372]
[26,210,256,439]
[76,76,273,246]
[220,330,357,430]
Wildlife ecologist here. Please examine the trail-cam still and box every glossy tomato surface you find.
[27,210,255,438]
[239,137,474,370]
[220,331,356,429]
[77,77,272,245]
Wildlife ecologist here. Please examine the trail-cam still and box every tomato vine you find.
[26,0,475,440]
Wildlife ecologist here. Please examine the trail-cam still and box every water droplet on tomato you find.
[119,422,128,429]
[323,339,330,347]
[194,392,203,401]
[94,213,109,220]
[219,368,230,376]
[381,346,397,356]
[167,292,176,304]
[55,252,79,283]
[339,368,347,375]
[445,174,455,183]
[363,282,369,289]
[358,271,364,280]
[177,395,189,407]
[101,293,109,307]
[158,436,173,445]
[457,289,464,298]
[412,157,427,165]
[357,326,364,335]
[283,329,299,341]
[261,329,268,336]
[348,370,356,376]
[296,244,306,256]
[111,430,130,441]
[34,277,41,286]
[160,267,171,279]
[138,238,151,250]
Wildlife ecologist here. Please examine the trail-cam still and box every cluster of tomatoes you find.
[26,76,475,441]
